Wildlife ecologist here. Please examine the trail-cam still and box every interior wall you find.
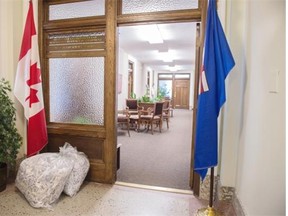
[0,0,25,158]
[117,47,146,109]
[218,0,246,188]
[127,55,144,99]
[221,0,285,215]
[143,65,154,98]
[117,48,129,111]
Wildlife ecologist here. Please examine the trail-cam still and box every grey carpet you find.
[117,109,193,190]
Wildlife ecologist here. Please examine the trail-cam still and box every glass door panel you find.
[158,79,172,99]
[49,57,104,125]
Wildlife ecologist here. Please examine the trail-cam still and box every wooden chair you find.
[162,100,170,129]
[117,110,130,137]
[126,99,140,115]
[138,102,164,135]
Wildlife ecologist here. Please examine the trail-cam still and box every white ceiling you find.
[118,22,197,73]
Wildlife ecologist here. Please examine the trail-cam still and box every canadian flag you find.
[14,1,48,156]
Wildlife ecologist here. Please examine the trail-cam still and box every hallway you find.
[117,109,193,190]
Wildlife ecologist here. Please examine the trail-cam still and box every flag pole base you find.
[195,206,221,216]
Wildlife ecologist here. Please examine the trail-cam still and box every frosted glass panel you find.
[175,74,190,79]
[49,0,105,20]
[159,74,173,78]
[50,57,104,125]
[122,0,198,14]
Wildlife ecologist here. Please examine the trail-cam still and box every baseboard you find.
[232,193,246,216]
[216,179,246,216]
[199,175,219,200]
[217,184,235,201]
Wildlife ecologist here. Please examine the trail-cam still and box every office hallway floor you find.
[0,182,236,216]
[117,109,193,190]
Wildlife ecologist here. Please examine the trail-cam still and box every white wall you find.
[220,0,285,215]
[128,55,144,98]
[0,0,25,158]
[117,48,145,109]
[218,0,247,188]
[117,48,129,110]
[0,0,40,158]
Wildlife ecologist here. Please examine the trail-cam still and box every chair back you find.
[126,99,138,110]
[163,100,170,110]
[153,102,164,116]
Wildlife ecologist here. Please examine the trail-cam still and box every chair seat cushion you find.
[129,116,139,120]
[141,115,160,120]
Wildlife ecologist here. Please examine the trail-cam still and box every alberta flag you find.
[194,0,235,180]
[14,1,48,156]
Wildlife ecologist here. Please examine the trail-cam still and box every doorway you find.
[174,79,190,109]
[39,0,205,195]
[128,61,134,98]
[158,73,191,109]
[116,22,196,190]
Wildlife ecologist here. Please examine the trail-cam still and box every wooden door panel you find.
[174,80,190,109]
[47,133,107,182]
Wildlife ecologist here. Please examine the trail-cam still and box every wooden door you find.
[173,80,190,109]
[128,61,134,98]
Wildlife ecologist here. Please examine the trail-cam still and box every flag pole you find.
[209,167,214,207]
[195,167,221,216]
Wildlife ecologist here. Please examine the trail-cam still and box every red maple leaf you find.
[25,63,41,107]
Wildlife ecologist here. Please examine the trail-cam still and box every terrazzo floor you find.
[0,182,236,216]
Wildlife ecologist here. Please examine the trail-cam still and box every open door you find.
[190,0,208,196]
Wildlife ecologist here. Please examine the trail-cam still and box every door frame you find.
[38,0,207,196]
[116,0,207,196]
[128,60,134,98]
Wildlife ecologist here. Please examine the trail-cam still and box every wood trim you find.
[46,51,106,58]
[47,124,106,138]
[46,0,86,4]
[200,0,208,46]
[43,16,106,30]
[104,0,117,183]
[38,0,50,123]
[190,23,201,195]
[191,0,208,197]
[117,9,201,25]
[117,0,122,16]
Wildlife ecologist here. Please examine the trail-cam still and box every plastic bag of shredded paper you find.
[15,153,73,209]
[60,143,90,197]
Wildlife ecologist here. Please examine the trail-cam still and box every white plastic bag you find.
[60,143,90,197]
[15,153,73,209]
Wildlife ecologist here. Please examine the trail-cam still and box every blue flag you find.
[194,0,235,180]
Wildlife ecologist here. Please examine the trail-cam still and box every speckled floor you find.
[0,182,235,216]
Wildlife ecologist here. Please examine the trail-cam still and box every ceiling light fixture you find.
[140,24,163,44]
[169,65,180,72]
[159,50,174,62]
